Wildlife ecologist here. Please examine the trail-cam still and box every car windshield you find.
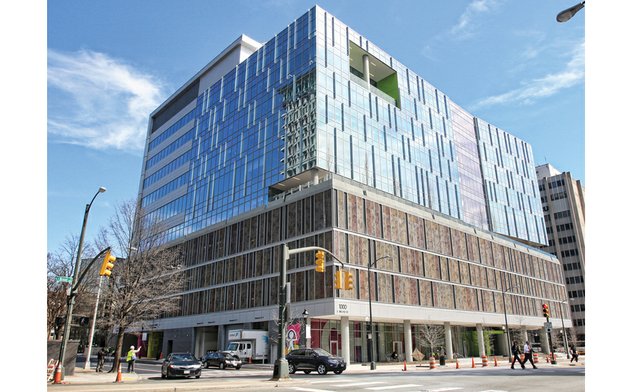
[171,353,196,361]
[312,348,333,357]
[225,342,238,350]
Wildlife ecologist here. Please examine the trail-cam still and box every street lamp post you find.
[368,255,391,371]
[500,279,520,355]
[83,275,104,370]
[559,300,571,359]
[54,187,106,382]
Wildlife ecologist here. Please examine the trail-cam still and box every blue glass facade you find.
[138,6,546,246]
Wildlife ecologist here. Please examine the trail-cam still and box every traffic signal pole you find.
[271,244,345,381]
[84,275,103,370]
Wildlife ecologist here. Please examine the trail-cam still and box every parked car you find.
[286,348,346,375]
[161,352,202,379]
[202,351,242,370]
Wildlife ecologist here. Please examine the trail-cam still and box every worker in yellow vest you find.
[126,345,141,372]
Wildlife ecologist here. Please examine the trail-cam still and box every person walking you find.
[570,345,579,363]
[126,345,141,373]
[510,341,524,369]
[96,348,106,372]
[522,341,537,369]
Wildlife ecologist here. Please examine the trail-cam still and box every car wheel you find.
[303,370,311,374]
[219,362,225,370]
[161,372,167,379]
[196,375,201,379]
[288,363,296,374]
[334,370,343,374]
[317,364,327,375]
[236,366,241,370]
[205,363,209,369]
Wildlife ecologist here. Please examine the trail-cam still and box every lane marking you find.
[430,389,463,392]
[339,381,385,387]
[478,390,509,392]
[367,385,423,390]
[291,388,337,392]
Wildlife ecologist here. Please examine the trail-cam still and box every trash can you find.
[439,355,446,366]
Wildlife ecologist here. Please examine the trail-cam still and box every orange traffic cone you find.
[402,360,407,371]
[455,358,460,369]
[248,356,252,364]
[115,366,123,383]
[471,357,475,368]
[53,364,63,384]
[494,356,498,367]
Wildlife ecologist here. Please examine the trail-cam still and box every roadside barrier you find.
[482,355,488,367]
[402,360,407,371]
[471,357,475,368]
[494,356,498,367]
[429,356,436,370]
[533,353,539,363]
[455,358,460,369]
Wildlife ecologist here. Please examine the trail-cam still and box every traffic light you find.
[78,316,90,327]
[315,250,325,273]
[344,271,354,290]
[334,269,344,289]
[99,250,116,277]
[542,303,550,319]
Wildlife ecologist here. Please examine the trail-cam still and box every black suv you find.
[201,351,242,370]
[286,348,346,375]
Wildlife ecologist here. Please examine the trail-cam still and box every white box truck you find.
[223,329,269,362]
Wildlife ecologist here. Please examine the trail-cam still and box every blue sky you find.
[45,0,586,254]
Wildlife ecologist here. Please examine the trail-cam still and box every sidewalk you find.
[47,355,585,391]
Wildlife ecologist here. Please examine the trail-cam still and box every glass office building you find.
[136,6,565,362]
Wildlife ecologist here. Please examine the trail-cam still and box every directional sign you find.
[55,276,73,283]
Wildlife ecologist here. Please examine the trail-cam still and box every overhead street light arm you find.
[557,1,585,22]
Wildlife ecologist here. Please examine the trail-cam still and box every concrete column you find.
[444,322,453,359]
[362,54,370,88]
[476,324,486,357]
[341,317,350,365]
[404,320,413,362]
[304,318,311,348]
[540,328,550,354]
[521,327,528,343]
[503,331,510,356]
[378,323,386,361]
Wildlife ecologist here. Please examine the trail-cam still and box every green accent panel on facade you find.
[376,73,400,107]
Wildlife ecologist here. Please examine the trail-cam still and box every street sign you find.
[544,321,553,333]
[56,276,73,283]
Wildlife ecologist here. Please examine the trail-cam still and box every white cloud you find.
[449,0,501,39]
[48,49,167,152]
[471,40,584,109]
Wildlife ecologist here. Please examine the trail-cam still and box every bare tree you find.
[418,324,445,358]
[47,235,98,340]
[97,200,185,371]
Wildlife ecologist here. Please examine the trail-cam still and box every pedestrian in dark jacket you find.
[570,345,579,363]
[96,348,106,372]
[510,341,524,369]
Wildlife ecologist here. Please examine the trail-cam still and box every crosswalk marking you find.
[291,388,336,392]
[429,388,463,391]
[478,390,509,392]
[367,384,423,390]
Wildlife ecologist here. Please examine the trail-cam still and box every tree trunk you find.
[110,327,126,372]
